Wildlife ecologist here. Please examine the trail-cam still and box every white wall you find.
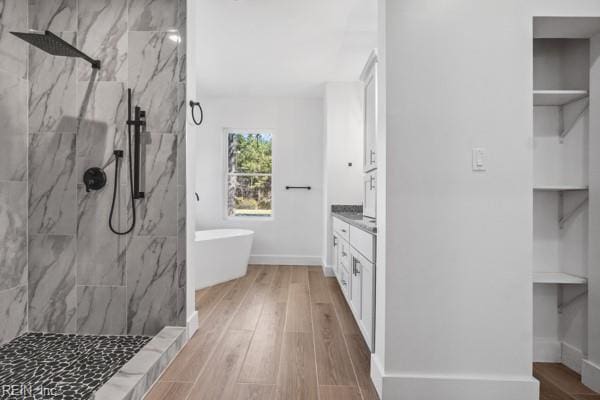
[322,82,364,268]
[377,1,600,399]
[378,1,537,398]
[194,97,324,265]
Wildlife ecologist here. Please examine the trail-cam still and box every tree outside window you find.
[227,131,272,217]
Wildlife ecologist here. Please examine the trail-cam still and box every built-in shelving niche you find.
[532,21,593,375]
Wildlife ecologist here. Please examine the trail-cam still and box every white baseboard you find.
[583,359,600,392]
[534,338,561,362]
[249,254,322,266]
[372,370,538,400]
[186,311,198,338]
[322,264,335,277]
[562,342,584,374]
[370,354,384,398]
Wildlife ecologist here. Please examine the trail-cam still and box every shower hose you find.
[108,113,136,235]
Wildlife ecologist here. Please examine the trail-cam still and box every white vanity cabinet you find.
[332,216,376,351]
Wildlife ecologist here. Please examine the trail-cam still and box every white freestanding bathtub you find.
[193,229,254,290]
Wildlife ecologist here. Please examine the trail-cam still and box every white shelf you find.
[533,90,588,106]
[533,272,587,285]
[533,185,588,192]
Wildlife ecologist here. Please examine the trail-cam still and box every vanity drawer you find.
[333,217,350,242]
[350,225,375,263]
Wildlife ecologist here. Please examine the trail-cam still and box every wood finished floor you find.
[535,363,600,400]
[145,265,380,400]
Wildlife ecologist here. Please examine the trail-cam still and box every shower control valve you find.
[83,167,107,193]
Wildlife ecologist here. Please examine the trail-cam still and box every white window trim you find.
[223,128,275,221]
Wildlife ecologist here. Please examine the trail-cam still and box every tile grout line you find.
[324,276,368,400]
[182,268,263,400]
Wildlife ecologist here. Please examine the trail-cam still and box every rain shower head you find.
[11,30,100,69]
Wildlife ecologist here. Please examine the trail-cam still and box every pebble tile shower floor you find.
[0,333,151,400]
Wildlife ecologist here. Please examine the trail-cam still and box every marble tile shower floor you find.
[0,333,151,400]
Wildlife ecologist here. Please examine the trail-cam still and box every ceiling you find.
[193,0,377,97]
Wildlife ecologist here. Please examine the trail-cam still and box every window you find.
[226,130,273,217]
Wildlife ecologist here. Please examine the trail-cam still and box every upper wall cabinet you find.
[361,51,378,173]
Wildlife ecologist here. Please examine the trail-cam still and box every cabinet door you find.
[332,234,340,278]
[360,260,374,351]
[339,265,350,299]
[363,171,376,219]
[363,57,377,172]
[339,239,351,270]
[350,251,362,319]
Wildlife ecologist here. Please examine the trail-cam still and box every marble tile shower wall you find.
[23,0,186,337]
[0,0,29,346]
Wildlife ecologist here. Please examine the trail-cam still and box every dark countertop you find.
[332,211,377,235]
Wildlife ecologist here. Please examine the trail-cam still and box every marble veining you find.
[77,286,126,335]
[18,0,187,342]
[77,182,127,286]
[0,182,27,292]
[76,81,127,177]
[175,82,186,135]
[28,234,76,333]
[0,285,27,346]
[127,236,177,335]
[136,133,177,237]
[29,32,77,134]
[128,31,178,133]
[176,127,185,185]
[176,184,186,325]
[28,133,76,235]
[0,70,27,181]
[0,0,27,78]
[77,0,127,82]
[28,0,76,31]
[176,0,186,83]
[128,0,178,31]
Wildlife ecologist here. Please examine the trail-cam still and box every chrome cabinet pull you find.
[370,149,376,164]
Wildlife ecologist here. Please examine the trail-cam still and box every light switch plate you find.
[472,148,486,171]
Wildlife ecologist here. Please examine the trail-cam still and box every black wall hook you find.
[189,101,203,126]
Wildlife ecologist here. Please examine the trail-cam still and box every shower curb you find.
[91,326,187,400]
